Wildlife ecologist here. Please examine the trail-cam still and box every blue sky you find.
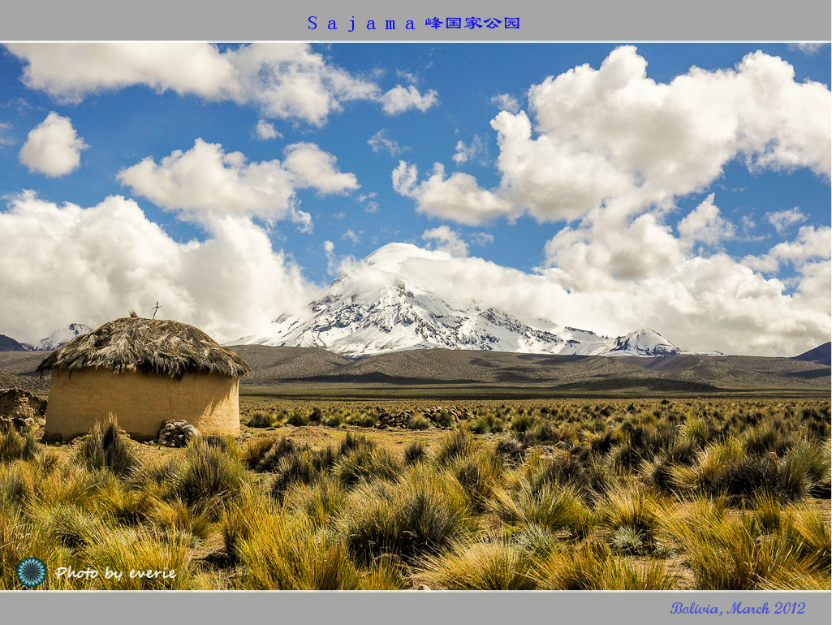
[0,43,829,355]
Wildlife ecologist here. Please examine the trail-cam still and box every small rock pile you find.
[424,406,473,424]
[374,406,475,429]
[376,410,414,428]
[156,419,200,447]
[0,388,45,432]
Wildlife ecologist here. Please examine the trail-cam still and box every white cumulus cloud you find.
[18,112,87,177]
[452,135,485,165]
[0,192,318,344]
[0,122,14,146]
[421,226,469,257]
[6,43,445,126]
[5,43,433,127]
[254,119,281,140]
[392,161,515,225]
[767,207,807,234]
[368,129,407,156]
[380,85,439,115]
[743,225,832,273]
[117,139,356,226]
[678,194,736,246]
[490,93,520,113]
[281,142,359,195]
[394,47,831,227]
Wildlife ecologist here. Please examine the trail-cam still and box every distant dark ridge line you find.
[553,378,723,392]
[781,369,831,380]
[252,373,483,385]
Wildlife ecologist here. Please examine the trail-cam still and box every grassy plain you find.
[1,395,829,590]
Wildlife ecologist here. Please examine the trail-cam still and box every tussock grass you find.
[610,526,646,555]
[268,446,338,498]
[334,446,401,486]
[219,485,270,566]
[403,441,426,465]
[173,438,245,508]
[599,484,663,539]
[131,457,179,490]
[30,461,103,508]
[0,461,35,504]
[284,476,347,527]
[494,437,525,463]
[784,504,831,576]
[237,509,363,590]
[522,449,588,493]
[782,438,830,497]
[470,414,503,435]
[511,523,560,557]
[533,539,676,590]
[95,477,157,525]
[658,498,827,589]
[414,540,538,589]
[342,465,476,564]
[0,506,75,589]
[489,481,594,538]
[147,497,213,542]
[434,427,477,465]
[669,438,744,493]
[0,428,39,463]
[407,414,431,430]
[3,397,828,591]
[451,451,502,509]
[246,411,279,428]
[32,503,105,551]
[286,410,310,427]
[751,491,783,533]
[81,525,194,589]
[77,421,138,477]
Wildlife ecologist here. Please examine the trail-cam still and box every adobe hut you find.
[37,316,252,441]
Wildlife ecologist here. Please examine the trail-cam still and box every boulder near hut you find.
[37,316,252,441]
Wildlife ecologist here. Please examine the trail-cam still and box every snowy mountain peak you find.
[604,328,682,357]
[233,252,688,358]
[37,323,93,351]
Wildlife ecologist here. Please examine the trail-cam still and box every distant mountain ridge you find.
[233,243,691,358]
[0,333,32,352]
[793,342,831,366]
[225,344,830,393]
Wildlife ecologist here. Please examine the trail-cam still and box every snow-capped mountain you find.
[36,323,93,351]
[233,244,687,358]
[603,329,684,357]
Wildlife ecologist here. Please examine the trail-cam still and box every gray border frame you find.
[0,0,830,623]
[0,0,830,41]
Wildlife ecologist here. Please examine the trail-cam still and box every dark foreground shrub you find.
[269,447,338,498]
[286,411,310,427]
[494,438,525,463]
[712,457,779,500]
[77,421,137,477]
[404,441,426,465]
[246,411,278,428]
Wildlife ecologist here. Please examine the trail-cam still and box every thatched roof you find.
[37,317,252,379]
